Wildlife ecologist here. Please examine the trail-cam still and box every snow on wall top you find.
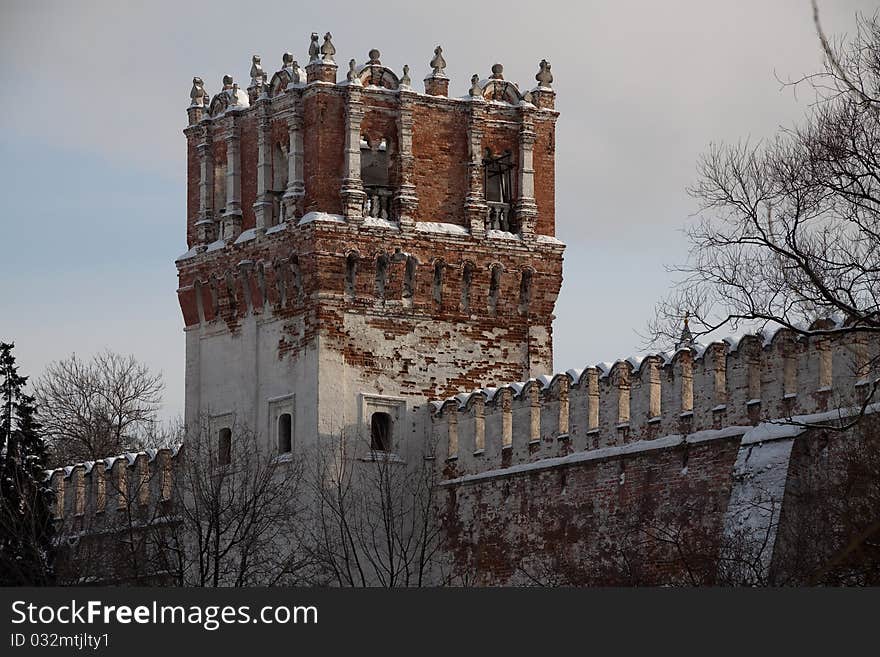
[430,316,855,412]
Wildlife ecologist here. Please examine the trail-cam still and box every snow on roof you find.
[266,222,288,235]
[535,234,564,245]
[362,217,399,230]
[486,229,521,241]
[45,444,183,481]
[297,211,345,226]
[176,246,200,262]
[234,228,257,245]
[414,222,469,236]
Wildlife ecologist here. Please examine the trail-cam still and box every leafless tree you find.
[651,7,879,386]
[56,418,310,587]
[157,417,309,586]
[34,351,164,466]
[770,414,880,585]
[302,434,447,587]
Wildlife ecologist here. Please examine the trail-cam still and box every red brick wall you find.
[302,92,344,214]
[441,436,741,585]
[186,135,199,248]
[533,117,556,236]
[411,103,468,226]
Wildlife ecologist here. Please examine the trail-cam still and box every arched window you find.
[272,142,288,225]
[518,269,533,315]
[218,428,232,466]
[278,413,292,453]
[370,412,392,452]
[375,254,388,300]
[403,256,417,305]
[345,253,358,300]
[433,260,444,305]
[461,262,474,312]
[289,256,303,304]
[488,264,502,315]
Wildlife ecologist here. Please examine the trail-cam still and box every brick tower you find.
[176,35,564,457]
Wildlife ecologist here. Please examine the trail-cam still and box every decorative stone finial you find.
[292,60,305,83]
[429,45,446,77]
[401,65,412,88]
[190,77,207,107]
[536,59,553,88]
[222,74,234,90]
[282,52,294,69]
[469,74,481,97]
[347,59,360,84]
[321,32,336,63]
[250,55,266,87]
[676,312,695,350]
[490,63,504,80]
[368,49,381,65]
[309,33,320,62]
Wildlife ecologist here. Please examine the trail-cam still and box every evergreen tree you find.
[0,342,55,585]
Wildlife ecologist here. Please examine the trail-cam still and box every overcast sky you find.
[0,0,875,421]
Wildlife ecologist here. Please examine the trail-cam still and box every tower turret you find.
[177,37,564,458]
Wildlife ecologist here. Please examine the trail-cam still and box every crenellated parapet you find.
[427,321,878,478]
[46,446,181,529]
[176,212,563,334]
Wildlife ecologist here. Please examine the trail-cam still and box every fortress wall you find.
[431,327,876,478]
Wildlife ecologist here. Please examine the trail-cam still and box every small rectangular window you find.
[278,413,292,453]
[218,428,232,465]
[370,412,392,452]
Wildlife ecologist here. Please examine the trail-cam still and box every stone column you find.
[282,112,305,221]
[515,110,538,240]
[223,120,243,241]
[341,86,366,223]
[194,127,215,246]
[465,102,487,238]
[253,108,272,233]
[395,91,418,231]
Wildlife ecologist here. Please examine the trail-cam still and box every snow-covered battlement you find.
[46,446,181,523]
[428,323,877,477]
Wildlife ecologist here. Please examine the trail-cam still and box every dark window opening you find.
[225,272,238,314]
[370,412,392,452]
[483,149,517,233]
[361,136,394,219]
[375,254,388,300]
[272,143,288,225]
[289,256,303,303]
[433,261,444,305]
[488,265,502,315]
[461,262,474,312]
[345,253,358,300]
[218,428,232,466]
[518,269,533,316]
[278,413,292,453]
[403,256,416,305]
